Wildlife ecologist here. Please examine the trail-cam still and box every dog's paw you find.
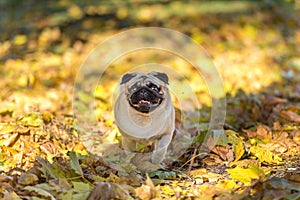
[131,152,161,171]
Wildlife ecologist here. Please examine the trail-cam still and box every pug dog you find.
[114,71,175,164]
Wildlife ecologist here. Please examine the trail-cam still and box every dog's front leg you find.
[151,133,173,164]
[122,137,137,152]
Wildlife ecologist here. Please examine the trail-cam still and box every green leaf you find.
[226,130,241,145]
[24,185,56,200]
[32,197,46,200]
[37,156,66,179]
[72,181,91,193]
[61,190,73,200]
[68,151,83,176]
[136,143,148,152]
[72,192,91,200]
[148,170,177,180]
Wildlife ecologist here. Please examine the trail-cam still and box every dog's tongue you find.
[139,100,150,104]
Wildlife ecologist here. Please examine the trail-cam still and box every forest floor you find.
[1,1,300,199]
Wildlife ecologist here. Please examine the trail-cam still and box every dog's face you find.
[120,72,169,114]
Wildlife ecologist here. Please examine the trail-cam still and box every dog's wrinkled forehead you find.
[120,72,169,85]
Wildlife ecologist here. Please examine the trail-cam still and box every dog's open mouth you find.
[129,88,164,113]
[139,99,150,104]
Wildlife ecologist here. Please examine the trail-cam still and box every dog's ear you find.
[151,72,169,84]
[120,73,137,84]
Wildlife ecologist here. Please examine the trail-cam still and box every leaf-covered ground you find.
[1,0,300,199]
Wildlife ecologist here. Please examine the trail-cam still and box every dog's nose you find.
[139,89,148,97]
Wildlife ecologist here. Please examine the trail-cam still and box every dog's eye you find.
[130,82,140,91]
[151,86,159,91]
[147,83,159,92]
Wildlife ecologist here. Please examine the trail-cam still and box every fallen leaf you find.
[148,170,177,180]
[226,130,239,143]
[250,145,283,165]
[216,179,239,191]
[135,174,156,200]
[18,112,44,127]
[37,156,66,179]
[188,168,207,176]
[280,110,300,123]
[72,181,91,193]
[24,185,56,200]
[42,111,54,123]
[13,34,28,45]
[2,133,19,147]
[39,142,59,155]
[160,185,174,196]
[68,151,83,176]
[202,154,224,166]
[227,165,265,186]
[230,159,260,168]
[243,124,272,140]
[234,140,245,162]
[18,173,39,185]
[212,145,234,161]
[3,192,22,200]
[262,95,287,106]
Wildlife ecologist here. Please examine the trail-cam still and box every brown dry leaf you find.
[244,124,272,140]
[0,174,14,183]
[280,110,300,123]
[230,159,260,168]
[265,142,288,154]
[293,130,300,145]
[39,142,59,155]
[212,145,234,162]
[273,121,282,131]
[135,174,156,200]
[191,171,221,184]
[202,154,224,166]
[262,95,287,106]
